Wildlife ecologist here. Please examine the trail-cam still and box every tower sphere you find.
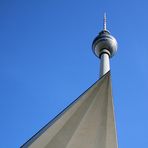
[92,30,118,58]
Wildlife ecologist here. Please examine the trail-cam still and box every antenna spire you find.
[103,12,107,30]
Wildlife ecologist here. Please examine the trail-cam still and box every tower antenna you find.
[103,12,107,30]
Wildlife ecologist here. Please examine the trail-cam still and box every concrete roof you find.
[21,71,118,148]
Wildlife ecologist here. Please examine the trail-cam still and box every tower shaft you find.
[100,52,110,77]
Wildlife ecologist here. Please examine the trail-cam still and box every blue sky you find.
[0,0,148,147]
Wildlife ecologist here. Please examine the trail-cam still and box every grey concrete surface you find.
[21,72,118,148]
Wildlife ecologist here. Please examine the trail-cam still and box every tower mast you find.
[92,14,118,77]
[103,12,107,30]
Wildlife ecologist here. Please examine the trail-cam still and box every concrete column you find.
[100,53,110,77]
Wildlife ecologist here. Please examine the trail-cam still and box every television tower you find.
[92,13,118,77]
[21,14,118,148]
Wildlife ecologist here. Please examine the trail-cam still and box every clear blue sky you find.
[0,0,148,147]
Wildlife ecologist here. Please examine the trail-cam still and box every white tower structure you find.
[21,14,118,148]
[92,13,117,77]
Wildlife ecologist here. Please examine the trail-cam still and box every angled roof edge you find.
[21,71,111,148]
